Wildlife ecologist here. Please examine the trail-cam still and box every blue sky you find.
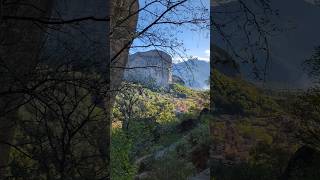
[181,26,210,62]
[130,0,210,63]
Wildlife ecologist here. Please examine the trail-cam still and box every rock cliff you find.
[124,50,173,89]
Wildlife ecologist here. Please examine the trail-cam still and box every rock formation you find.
[0,0,139,177]
[0,0,54,175]
[281,146,320,180]
[172,75,186,85]
[124,50,173,89]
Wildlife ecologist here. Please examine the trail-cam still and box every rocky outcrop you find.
[172,75,186,85]
[281,146,320,180]
[124,50,173,89]
[0,1,54,175]
[0,0,139,177]
[43,1,138,177]
[110,0,139,96]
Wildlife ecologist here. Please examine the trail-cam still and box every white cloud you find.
[194,56,210,62]
[205,49,210,56]
[172,50,211,63]
[172,56,188,63]
[172,56,210,63]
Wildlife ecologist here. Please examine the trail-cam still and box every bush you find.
[292,88,320,150]
[211,70,280,116]
[211,142,292,180]
[148,152,195,180]
[111,128,137,180]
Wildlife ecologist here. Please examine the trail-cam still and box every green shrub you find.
[148,152,195,180]
[111,128,137,180]
[212,141,291,180]
[292,88,320,150]
[211,70,280,116]
[171,83,196,97]
[236,122,273,145]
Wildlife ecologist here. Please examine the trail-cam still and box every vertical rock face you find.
[0,0,139,177]
[110,0,139,92]
[124,50,173,89]
[44,0,139,93]
[42,0,139,177]
[43,2,111,176]
[0,0,54,175]
[172,75,186,85]
[44,0,110,72]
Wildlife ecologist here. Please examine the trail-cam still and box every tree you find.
[304,46,320,84]
[0,0,210,178]
[293,88,320,151]
[292,46,320,151]
[115,84,142,133]
[0,0,54,175]
[210,0,279,112]
[0,0,137,178]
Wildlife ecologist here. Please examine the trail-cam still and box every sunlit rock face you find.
[124,50,173,89]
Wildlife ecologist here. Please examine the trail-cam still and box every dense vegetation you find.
[8,67,319,179]
[111,82,209,179]
[211,69,281,116]
[111,69,320,180]
[209,71,308,180]
[110,69,320,180]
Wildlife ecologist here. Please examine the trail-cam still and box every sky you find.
[212,0,320,88]
[130,0,210,63]
[177,26,210,62]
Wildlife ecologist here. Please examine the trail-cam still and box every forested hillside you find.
[111,82,210,179]
[110,68,320,180]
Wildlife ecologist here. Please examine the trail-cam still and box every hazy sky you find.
[131,0,210,63]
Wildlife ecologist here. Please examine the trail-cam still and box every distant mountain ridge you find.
[127,46,240,90]
[173,59,210,89]
[172,45,241,90]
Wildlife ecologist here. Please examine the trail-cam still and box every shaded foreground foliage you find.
[211,70,281,116]
[209,70,320,180]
